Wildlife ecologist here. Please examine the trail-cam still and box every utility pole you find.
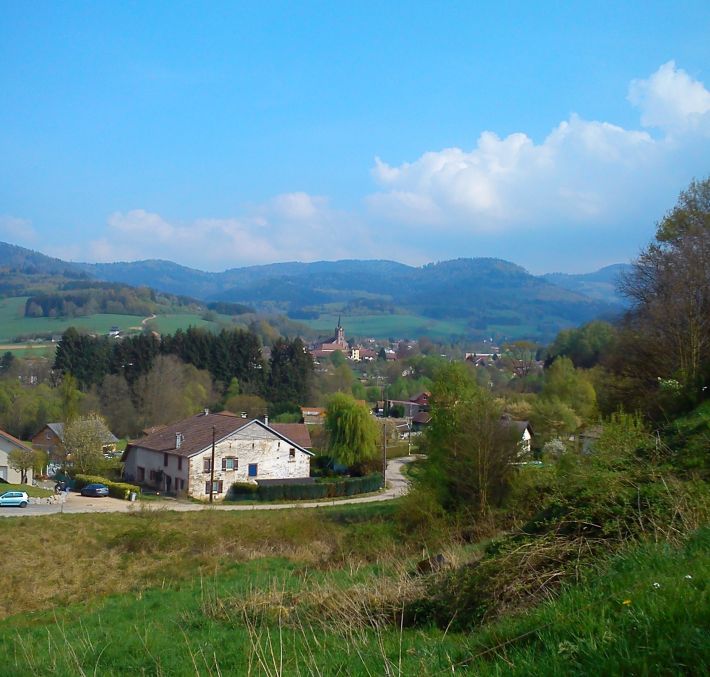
[382,384,387,484]
[407,416,412,456]
[209,425,216,504]
[382,419,387,483]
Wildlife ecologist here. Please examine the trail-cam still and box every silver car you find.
[0,491,30,508]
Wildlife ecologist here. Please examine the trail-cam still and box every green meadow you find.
[0,505,706,676]
[302,313,470,340]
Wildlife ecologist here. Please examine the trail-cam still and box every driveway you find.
[0,456,419,518]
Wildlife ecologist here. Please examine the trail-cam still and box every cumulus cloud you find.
[0,215,38,246]
[367,62,710,237]
[629,61,710,133]
[87,193,374,270]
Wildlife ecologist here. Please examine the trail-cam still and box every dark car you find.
[80,483,109,497]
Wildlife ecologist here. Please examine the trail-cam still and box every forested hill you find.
[1,240,626,338]
[82,256,623,331]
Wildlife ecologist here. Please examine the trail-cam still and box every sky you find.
[1,1,709,274]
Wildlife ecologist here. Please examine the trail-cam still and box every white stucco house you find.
[122,411,313,500]
[0,428,34,484]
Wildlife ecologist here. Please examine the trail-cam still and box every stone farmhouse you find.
[122,411,313,500]
[0,428,34,484]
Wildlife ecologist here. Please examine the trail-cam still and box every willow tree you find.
[324,393,379,469]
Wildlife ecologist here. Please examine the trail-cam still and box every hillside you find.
[542,263,631,305]
[1,241,626,341]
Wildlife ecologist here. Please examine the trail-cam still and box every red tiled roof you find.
[271,423,312,449]
[127,412,251,457]
[125,412,314,458]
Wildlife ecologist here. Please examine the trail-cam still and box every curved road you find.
[0,456,418,518]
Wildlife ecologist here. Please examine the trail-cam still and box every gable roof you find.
[125,411,314,459]
[0,428,33,452]
[42,422,118,445]
[271,423,312,449]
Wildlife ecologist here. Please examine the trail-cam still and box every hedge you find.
[73,474,141,500]
[227,473,383,502]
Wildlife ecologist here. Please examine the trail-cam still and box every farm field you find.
[0,297,233,344]
[302,313,470,340]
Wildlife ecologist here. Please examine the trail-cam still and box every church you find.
[310,317,352,359]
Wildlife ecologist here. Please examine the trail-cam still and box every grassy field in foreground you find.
[0,501,706,675]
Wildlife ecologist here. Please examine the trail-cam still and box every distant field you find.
[0,297,230,344]
[301,313,470,339]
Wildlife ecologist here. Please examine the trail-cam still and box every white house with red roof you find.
[122,411,313,500]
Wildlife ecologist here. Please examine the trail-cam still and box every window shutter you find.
[218,480,223,493]
[221,458,227,471]
[205,481,210,494]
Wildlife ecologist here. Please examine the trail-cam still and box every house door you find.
[165,475,172,493]
[0,466,7,481]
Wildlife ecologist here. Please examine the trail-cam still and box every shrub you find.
[73,474,141,500]
[226,474,384,502]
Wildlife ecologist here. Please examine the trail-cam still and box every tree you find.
[620,177,710,412]
[224,394,267,420]
[421,363,520,515]
[7,447,38,484]
[268,337,314,405]
[134,354,215,428]
[62,413,112,475]
[542,357,596,421]
[324,393,379,469]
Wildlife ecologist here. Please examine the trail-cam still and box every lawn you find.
[0,484,53,498]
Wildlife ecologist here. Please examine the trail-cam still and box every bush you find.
[226,474,384,502]
[73,474,141,500]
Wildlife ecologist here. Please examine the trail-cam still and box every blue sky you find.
[1,1,709,273]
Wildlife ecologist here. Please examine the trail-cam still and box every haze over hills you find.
[0,240,630,341]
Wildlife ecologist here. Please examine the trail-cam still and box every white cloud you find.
[628,61,710,133]
[0,215,38,246]
[367,62,710,236]
[86,193,375,270]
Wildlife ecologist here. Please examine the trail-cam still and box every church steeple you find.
[335,316,345,346]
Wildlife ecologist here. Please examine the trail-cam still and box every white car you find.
[0,491,30,508]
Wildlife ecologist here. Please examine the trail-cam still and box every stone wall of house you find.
[188,424,311,501]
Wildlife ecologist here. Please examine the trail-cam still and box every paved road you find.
[0,456,418,518]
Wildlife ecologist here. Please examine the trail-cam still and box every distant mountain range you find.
[0,241,632,341]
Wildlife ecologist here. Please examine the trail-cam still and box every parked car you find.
[0,491,29,508]
[80,483,109,497]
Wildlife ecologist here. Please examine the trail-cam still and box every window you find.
[204,480,224,494]
[137,467,145,482]
[248,463,258,477]
[163,453,169,467]
[222,457,237,471]
[203,457,212,473]
[177,457,183,471]
[289,448,296,461]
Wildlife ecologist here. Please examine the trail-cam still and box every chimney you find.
[175,433,182,449]
[203,408,209,416]
[264,414,269,426]
[240,411,247,419]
